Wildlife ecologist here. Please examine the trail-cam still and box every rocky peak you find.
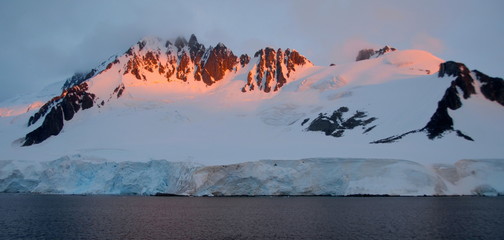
[242,47,311,93]
[356,46,397,61]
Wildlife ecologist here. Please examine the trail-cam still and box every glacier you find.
[1,156,502,196]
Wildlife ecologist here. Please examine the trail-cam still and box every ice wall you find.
[1,156,502,196]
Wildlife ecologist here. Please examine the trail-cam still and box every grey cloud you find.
[1,0,503,101]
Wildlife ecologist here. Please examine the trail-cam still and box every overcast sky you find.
[1,0,503,101]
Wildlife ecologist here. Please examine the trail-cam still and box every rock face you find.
[473,70,504,106]
[23,83,95,146]
[356,46,397,61]
[306,107,377,137]
[201,43,238,85]
[242,48,311,93]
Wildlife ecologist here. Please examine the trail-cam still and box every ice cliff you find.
[1,157,502,196]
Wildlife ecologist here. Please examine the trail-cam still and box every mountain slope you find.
[0,35,503,195]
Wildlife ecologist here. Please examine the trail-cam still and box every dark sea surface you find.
[0,194,503,240]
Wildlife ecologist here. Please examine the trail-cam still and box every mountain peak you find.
[188,34,198,45]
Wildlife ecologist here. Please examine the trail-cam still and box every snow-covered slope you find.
[0,35,502,195]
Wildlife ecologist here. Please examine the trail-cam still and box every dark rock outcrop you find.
[188,34,207,82]
[113,84,125,98]
[423,82,461,139]
[473,70,504,106]
[306,107,377,137]
[438,61,475,98]
[356,46,396,61]
[23,83,95,146]
[188,34,206,62]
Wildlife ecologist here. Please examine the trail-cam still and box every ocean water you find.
[0,194,503,239]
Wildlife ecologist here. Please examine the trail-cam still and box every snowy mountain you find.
[0,34,503,196]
